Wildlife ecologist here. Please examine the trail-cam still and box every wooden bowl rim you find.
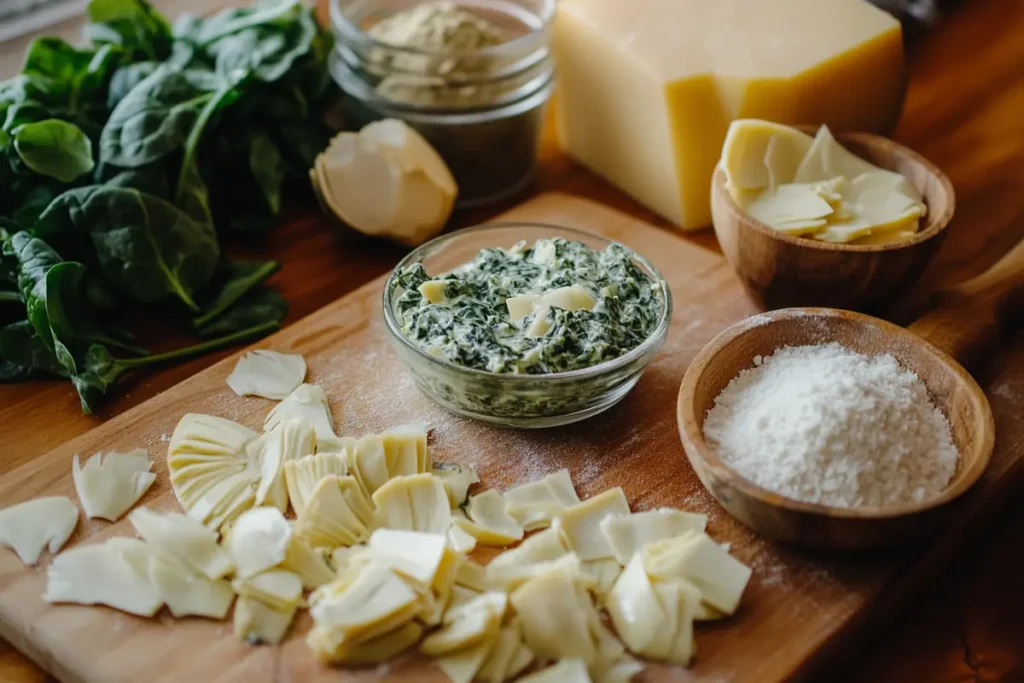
[676,307,995,521]
[712,130,956,253]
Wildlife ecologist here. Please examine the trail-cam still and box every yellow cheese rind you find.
[0,496,78,566]
[554,0,905,230]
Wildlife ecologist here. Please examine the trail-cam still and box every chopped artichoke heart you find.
[368,528,448,586]
[282,536,336,589]
[72,449,155,522]
[435,637,497,683]
[0,496,78,566]
[488,552,583,592]
[232,569,304,611]
[504,469,580,530]
[464,489,523,543]
[372,473,451,533]
[487,525,567,573]
[447,522,478,553]
[284,451,349,515]
[148,557,235,619]
[600,508,707,565]
[295,475,375,548]
[519,658,592,683]
[44,538,162,617]
[310,567,420,643]
[234,595,296,645]
[479,623,527,683]
[580,558,623,598]
[418,280,449,304]
[226,350,306,399]
[510,569,597,665]
[434,462,480,507]
[642,532,752,615]
[558,488,630,561]
[225,506,292,578]
[264,384,340,452]
[606,554,665,655]
[420,591,507,656]
[255,418,317,511]
[128,507,233,580]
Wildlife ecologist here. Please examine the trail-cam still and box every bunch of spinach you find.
[0,0,334,413]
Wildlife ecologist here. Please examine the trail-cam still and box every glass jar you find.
[329,0,555,209]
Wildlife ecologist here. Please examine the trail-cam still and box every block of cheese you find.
[553,0,906,230]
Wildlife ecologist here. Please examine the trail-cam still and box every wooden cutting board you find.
[1,193,1023,683]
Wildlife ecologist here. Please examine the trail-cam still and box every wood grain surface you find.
[1,0,1023,680]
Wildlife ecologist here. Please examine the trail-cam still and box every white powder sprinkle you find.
[703,342,958,508]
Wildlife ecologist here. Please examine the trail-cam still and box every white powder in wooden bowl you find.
[702,342,958,508]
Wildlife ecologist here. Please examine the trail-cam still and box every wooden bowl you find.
[711,132,955,312]
[676,308,994,550]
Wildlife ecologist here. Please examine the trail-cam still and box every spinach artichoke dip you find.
[394,238,663,374]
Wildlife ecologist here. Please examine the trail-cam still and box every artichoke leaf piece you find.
[372,473,451,534]
[605,554,666,656]
[433,462,479,507]
[510,568,597,666]
[255,418,317,512]
[283,451,349,515]
[460,489,523,545]
[264,384,340,452]
[295,475,375,548]
[435,637,498,683]
[642,531,752,615]
[226,350,306,399]
[128,507,234,580]
[0,496,78,566]
[446,521,478,553]
[44,538,163,617]
[720,119,815,194]
[519,659,593,683]
[234,595,297,645]
[420,591,507,656]
[487,525,567,575]
[599,508,707,565]
[232,569,304,611]
[504,469,580,531]
[148,556,235,619]
[557,488,630,561]
[367,528,449,587]
[72,449,156,522]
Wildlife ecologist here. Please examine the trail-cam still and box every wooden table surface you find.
[2,0,1023,681]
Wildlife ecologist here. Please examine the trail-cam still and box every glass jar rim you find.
[330,0,557,63]
[382,221,674,384]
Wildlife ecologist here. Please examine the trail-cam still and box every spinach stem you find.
[115,320,278,369]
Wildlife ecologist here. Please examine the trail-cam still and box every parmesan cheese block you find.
[554,0,905,230]
[0,496,77,565]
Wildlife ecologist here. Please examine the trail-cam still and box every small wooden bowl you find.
[711,132,955,312]
[676,308,994,550]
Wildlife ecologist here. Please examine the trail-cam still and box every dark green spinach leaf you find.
[12,119,95,182]
[85,0,172,61]
[0,320,68,380]
[193,258,279,329]
[196,287,286,337]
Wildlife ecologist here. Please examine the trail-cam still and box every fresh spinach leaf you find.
[37,184,219,309]
[100,67,238,167]
[192,258,278,328]
[9,231,63,351]
[246,129,284,213]
[196,287,286,337]
[12,119,95,182]
[106,61,157,108]
[192,0,300,46]
[45,261,147,354]
[85,0,172,62]
[0,320,69,379]
[71,319,278,412]
[11,185,59,227]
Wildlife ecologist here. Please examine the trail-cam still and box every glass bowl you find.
[382,222,673,428]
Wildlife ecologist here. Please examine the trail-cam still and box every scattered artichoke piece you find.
[265,384,341,452]
[0,496,78,566]
[226,350,306,399]
[72,449,156,522]
[598,656,646,683]
[721,119,814,193]
[580,558,623,598]
[459,490,523,545]
[520,658,593,683]
[642,531,752,616]
[479,621,534,683]
[418,279,449,304]
[605,554,667,657]
[372,473,451,533]
[324,620,426,664]
[454,558,489,592]
[487,525,566,575]
[149,557,235,619]
[44,538,162,617]
[510,568,599,666]
[351,425,430,496]
[128,507,234,580]
[558,488,631,561]
[232,569,304,611]
[282,535,336,590]
[446,522,478,553]
[234,595,297,645]
[295,475,376,548]
[312,119,458,247]
[254,418,317,511]
[435,637,497,683]
[599,508,707,565]
[420,591,507,656]
[225,506,292,578]
[433,462,479,507]
[368,528,449,587]
[504,469,580,530]
[283,451,349,515]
